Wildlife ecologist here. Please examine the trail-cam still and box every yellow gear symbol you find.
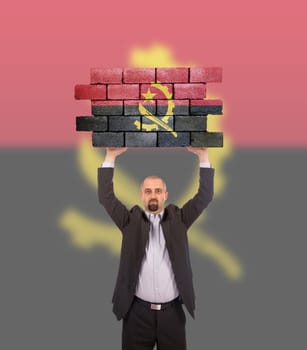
[134,82,177,138]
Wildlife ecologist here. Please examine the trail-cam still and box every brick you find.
[190,132,223,147]
[107,84,139,100]
[125,132,157,147]
[141,116,174,132]
[174,83,206,99]
[124,100,156,116]
[140,84,173,100]
[75,84,106,100]
[76,116,107,131]
[174,116,207,131]
[109,116,140,131]
[90,68,122,84]
[190,67,222,83]
[123,68,155,83]
[157,99,189,116]
[158,132,190,147]
[92,101,123,116]
[190,99,223,115]
[157,68,189,83]
[92,132,124,147]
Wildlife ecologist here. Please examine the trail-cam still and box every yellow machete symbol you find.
[134,82,177,137]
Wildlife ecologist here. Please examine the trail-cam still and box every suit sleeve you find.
[98,167,130,231]
[180,167,215,229]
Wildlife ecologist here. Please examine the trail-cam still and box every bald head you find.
[140,175,167,192]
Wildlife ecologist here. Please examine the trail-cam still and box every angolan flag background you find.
[1,1,307,349]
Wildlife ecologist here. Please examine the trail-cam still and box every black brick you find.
[141,116,174,132]
[109,116,140,131]
[92,132,124,147]
[174,116,207,131]
[125,132,157,147]
[158,132,190,147]
[92,104,123,116]
[157,104,189,116]
[190,105,223,115]
[124,103,156,116]
[190,132,223,147]
[76,116,107,131]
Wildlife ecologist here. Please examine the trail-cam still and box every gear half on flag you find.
[74,67,223,147]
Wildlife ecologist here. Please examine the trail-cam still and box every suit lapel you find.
[138,212,150,262]
[161,208,174,258]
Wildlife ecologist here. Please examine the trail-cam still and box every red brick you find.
[157,68,189,83]
[91,100,123,107]
[90,68,122,84]
[75,84,106,100]
[174,83,206,99]
[107,84,139,100]
[190,67,222,83]
[140,84,173,100]
[123,68,155,83]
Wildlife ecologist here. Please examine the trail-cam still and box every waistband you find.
[134,296,181,311]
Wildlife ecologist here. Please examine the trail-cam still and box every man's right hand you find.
[104,147,128,163]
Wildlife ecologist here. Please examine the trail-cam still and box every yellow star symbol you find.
[142,88,156,100]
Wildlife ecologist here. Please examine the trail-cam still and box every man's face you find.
[140,177,168,214]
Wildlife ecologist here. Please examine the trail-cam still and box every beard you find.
[148,200,159,212]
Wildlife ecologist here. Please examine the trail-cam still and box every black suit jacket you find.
[98,167,214,320]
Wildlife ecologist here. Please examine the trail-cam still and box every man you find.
[98,147,214,350]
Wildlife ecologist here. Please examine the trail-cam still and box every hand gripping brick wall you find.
[74,67,223,147]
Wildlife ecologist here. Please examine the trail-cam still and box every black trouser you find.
[122,297,187,350]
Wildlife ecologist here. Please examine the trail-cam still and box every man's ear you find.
[165,191,169,201]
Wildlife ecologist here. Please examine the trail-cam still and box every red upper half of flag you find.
[1,0,307,147]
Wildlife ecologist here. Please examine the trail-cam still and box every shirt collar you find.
[145,209,164,220]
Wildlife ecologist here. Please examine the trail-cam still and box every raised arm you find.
[103,147,128,164]
[98,147,130,231]
[186,146,209,163]
[181,147,215,228]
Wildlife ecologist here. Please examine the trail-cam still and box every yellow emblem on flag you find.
[135,82,177,137]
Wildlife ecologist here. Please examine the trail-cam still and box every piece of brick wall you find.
[123,68,155,83]
[75,67,223,147]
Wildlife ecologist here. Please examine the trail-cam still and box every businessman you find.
[98,147,215,350]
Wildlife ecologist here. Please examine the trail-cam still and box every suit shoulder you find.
[130,205,142,212]
[166,203,180,212]
[129,205,145,217]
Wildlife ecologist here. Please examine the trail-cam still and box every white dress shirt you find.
[135,211,179,303]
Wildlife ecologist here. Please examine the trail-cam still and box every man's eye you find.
[145,189,151,194]
[155,189,162,193]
